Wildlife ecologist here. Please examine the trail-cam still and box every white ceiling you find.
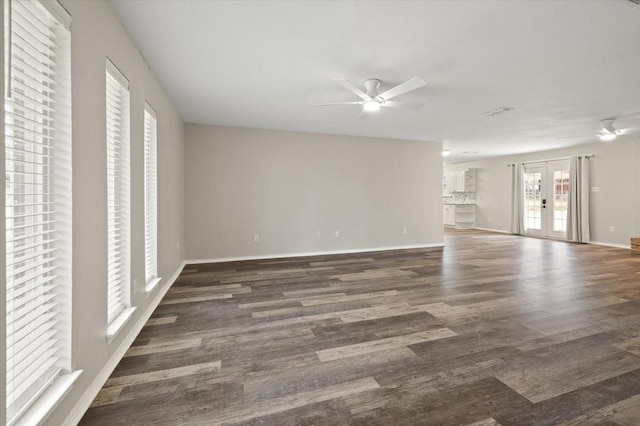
[110,0,640,162]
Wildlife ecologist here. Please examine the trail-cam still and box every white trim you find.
[106,307,137,342]
[38,0,71,30]
[590,241,631,250]
[460,228,633,249]
[185,243,444,265]
[64,261,185,426]
[473,227,512,234]
[15,370,81,426]
[145,277,162,294]
[144,101,157,119]
[106,58,129,90]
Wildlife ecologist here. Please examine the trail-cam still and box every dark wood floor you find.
[80,229,640,425]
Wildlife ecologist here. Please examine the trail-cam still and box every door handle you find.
[542,199,547,208]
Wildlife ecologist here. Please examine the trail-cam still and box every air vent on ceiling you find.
[484,107,514,117]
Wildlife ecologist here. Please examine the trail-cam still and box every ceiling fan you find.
[597,118,622,141]
[316,77,427,119]
[556,117,638,142]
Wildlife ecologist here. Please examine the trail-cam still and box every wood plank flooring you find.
[80,229,640,425]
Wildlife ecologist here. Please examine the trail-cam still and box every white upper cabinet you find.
[446,169,475,192]
[463,169,476,192]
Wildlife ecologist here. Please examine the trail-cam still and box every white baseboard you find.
[186,243,444,265]
[590,241,631,250]
[63,260,186,426]
[473,227,512,234]
[472,229,633,250]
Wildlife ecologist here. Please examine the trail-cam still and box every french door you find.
[523,160,570,239]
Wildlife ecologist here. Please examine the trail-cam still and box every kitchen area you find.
[443,169,476,229]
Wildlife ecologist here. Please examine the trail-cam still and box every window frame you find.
[3,1,81,424]
[105,59,135,340]
[143,102,160,293]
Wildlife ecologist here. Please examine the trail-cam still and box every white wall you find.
[0,7,6,423]
[637,138,640,239]
[445,135,640,247]
[185,124,443,261]
[0,1,185,424]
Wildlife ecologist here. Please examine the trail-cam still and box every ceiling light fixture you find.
[598,118,620,141]
[363,99,381,112]
[442,149,451,157]
[598,132,616,142]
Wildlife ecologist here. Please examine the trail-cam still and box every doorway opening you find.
[523,160,570,240]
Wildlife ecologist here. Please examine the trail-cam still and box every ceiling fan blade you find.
[336,79,369,100]
[359,110,372,120]
[381,101,424,110]
[315,101,363,107]
[600,118,616,133]
[378,77,427,100]
[554,135,593,139]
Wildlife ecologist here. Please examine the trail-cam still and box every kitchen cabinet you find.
[462,169,475,192]
[454,204,476,229]
[445,169,476,192]
[443,204,476,228]
[443,205,455,226]
[445,172,461,192]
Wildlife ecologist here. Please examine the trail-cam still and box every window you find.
[106,60,134,336]
[4,0,79,424]
[143,103,160,292]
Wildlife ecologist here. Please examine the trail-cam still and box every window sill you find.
[106,307,137,343]
[145,277,162,294]
[13,370,82,426]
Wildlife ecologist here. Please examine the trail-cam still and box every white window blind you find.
[143,103,159,290]
[4,0,72,424]
[106,60,131,326]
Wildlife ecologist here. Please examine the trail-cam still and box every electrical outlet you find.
[335,231,340,238]
[316,231,321,238]
[134,278,138,286]
[177,242,180,252]
[592,187,601,193]
[488,217,492,222]
[402,228,407,235]
[609,226,615,232]
[253,234,260,242]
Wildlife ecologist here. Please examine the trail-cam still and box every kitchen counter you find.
[443,203,476,228]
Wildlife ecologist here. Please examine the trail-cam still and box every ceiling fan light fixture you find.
[598,132,616,142]
[363,99,381,112]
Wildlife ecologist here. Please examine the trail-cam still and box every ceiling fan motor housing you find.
[363,78,381,98]
[600,118,617,134]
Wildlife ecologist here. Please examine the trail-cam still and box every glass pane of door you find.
[546,160,570,240]
[524,170,543,233]
[553,170,570,232]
